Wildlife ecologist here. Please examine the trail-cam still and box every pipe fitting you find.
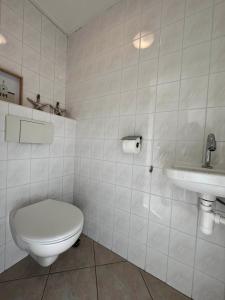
[199,196,225,235]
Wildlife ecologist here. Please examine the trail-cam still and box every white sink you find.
[165,166,225,198]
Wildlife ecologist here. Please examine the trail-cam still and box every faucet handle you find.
[207,133,216,151]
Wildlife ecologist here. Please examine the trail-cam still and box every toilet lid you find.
[14,199,84,244]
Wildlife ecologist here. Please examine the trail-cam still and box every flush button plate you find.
[5,114,54,144]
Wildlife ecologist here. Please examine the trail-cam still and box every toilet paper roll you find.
[122,137,141,154]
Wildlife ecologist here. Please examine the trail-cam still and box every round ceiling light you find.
[133,33,154,49]
[0,33,7,45]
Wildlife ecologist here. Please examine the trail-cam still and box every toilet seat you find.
[13,199,83,245]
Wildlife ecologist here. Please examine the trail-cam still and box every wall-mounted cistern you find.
[202,133,216,169]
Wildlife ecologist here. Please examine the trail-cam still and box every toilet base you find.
[30,253,58,267]
[72,238,80,248]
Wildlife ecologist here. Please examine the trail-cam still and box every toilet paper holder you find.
[121,136,142,146]
[121,135,142,153]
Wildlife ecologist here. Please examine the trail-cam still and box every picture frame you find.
[0,67,23,105]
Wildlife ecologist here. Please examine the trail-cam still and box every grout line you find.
[201,0,216,163]
[139,269,154,300]
[0,272,49,285]
[0,260,128,285]
[93,241,99,300]
[95,260,127,268]
[41,273,49,300]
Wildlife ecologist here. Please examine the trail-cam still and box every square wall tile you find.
[1,3,23,41]
[135,114,154,139]
[213,1,225,38]
[149,195,172,226]
[154,111,178,141]
[0,101,8,132]
[162,0,186,26]
[167,258,193,297]
[112,231,128,259]
[158,52,181,84]
[120,90,137,115]
[128,239,146,269]
[138,59,158,87]
[177,109,205,142]
[171,201,198,235]
[6,185,29,216]
[152,141,175,167]
[7,160,30,188]
[30,181,48,203]
[122,65,138,91]
[141,3,162,34]
[136,86,156,114]
[24,0,42,32]
[23,23,41,52]
[160,20,183,55]
[0,31,23,64]
[156,82,179,112]
[0,132,7,160]
[131,190,150,218]
[0,189,6,218]
[132,165,151,193]
[183,8,212,48]
[116,163,133,188]
[0,218,6,247]
[186,0,213,16]
[5,240,26,269]
[208,72,225,107]
[210,36,225,73]
[195,239,225,281]
[193,271,225,300]
[176,142,203,165]
[114,209,130,237]
[151,167,172,198]
[145,247,168,281]
[182,42,210,79]
[206,107,225,141]
[48,178,62,200]
[148,221,170,254]
[129,214,148,244]
[115,186,131,212]
[180,76,208,109]
[31,158,48,183]
[8,143,31,160]
[169,229,196,266]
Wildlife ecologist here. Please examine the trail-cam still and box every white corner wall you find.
[66,0,225,299]
[0,0,70,273]
[0,0,67,108]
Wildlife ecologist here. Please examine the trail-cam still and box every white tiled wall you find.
[0,100,76,272]
[66,0,225,299]
[0,0,67,108]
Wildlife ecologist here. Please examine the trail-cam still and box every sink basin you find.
[165,166,225,198]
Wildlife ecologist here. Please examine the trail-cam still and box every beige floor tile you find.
[43,267,97,300]
[0,276,47,300]
[141,270,191,300]
[50,234,95,272]
[94,242,125,265]
[0,256,50,282]
[97,261,152,300]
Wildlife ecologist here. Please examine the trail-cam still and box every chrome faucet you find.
[202,133,216,169]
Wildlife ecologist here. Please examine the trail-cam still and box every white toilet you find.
[10,199,84,267]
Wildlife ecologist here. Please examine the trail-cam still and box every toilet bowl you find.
[10,199,84,267]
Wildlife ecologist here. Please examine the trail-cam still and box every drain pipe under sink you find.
[199,194,225,235]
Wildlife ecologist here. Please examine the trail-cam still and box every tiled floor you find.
[0,235,191,300]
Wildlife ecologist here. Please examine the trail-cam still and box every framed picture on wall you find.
[0,67,23,105]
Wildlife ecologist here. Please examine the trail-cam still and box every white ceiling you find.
[31,0,119,34]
